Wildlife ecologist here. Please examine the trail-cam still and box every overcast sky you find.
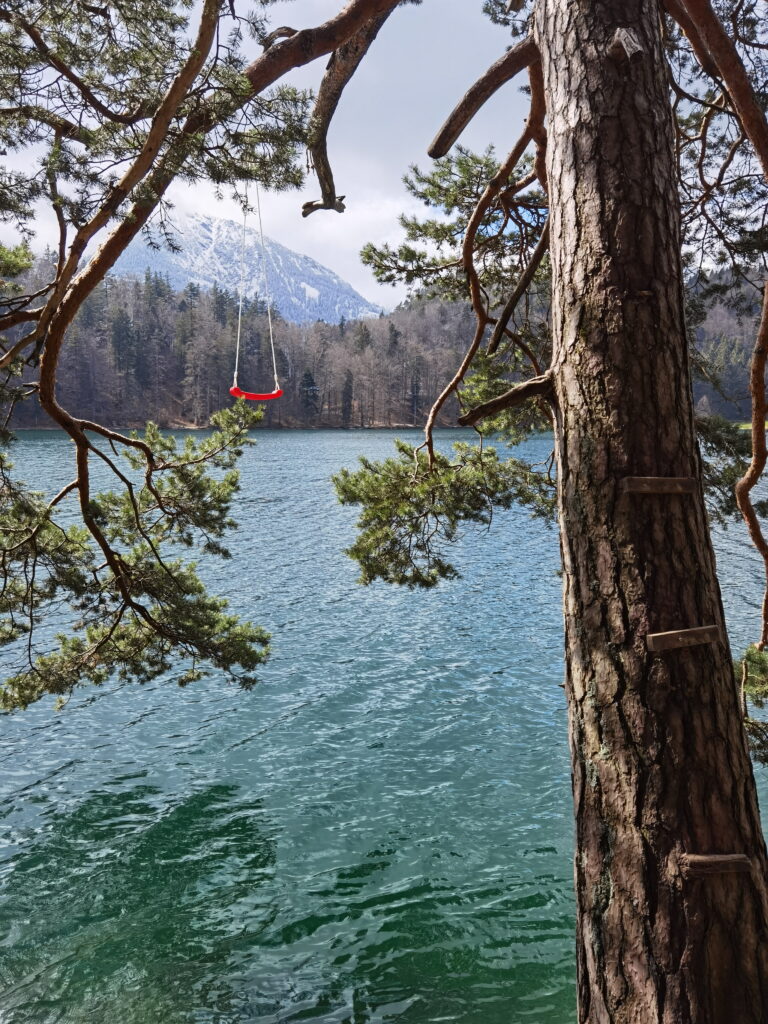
[12,2,530,310]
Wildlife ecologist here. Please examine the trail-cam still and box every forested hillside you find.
[10,263,474,429]
[8,258,756,429]
[693,305,758,420]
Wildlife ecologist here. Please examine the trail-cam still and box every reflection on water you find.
[0,429,765,1023]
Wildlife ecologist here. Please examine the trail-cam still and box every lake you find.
[0,429,765,1024]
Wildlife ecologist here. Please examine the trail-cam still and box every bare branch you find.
[7,480,79,553]
[0,307,43,334]
[46,137,68,277]
[735,283,768,648]
[0,282,53,316]
[262,26,297,49]
[457,372,555,427]
[302,10,394,217]
[428,36,538,159]
[0,330,39,370]
[79,420,155,463]
[424,320,486,461]
[242,0,401,97]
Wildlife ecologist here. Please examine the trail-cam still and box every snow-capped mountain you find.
[113,212,381,324]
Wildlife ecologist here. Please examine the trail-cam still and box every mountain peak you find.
[113,212,382,325]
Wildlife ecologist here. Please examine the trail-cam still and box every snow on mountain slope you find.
[113,212,382,324]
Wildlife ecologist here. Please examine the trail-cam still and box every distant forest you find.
[9,259,757,429]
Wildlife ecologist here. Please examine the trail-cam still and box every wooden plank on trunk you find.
[646,625,721,652]
[681,853,752,877]
[620,476,697,494]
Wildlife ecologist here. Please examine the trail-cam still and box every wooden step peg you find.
[646,625,721,653]
[681,853,752,878]
[620,477,697,495]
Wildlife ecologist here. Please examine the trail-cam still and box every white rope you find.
[254,181,280,391]
[232,203,247,389]
[231,181,281,392]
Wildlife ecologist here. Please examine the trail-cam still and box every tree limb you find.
[262,26,297,49]
[678,0,768,180]
[302,10,394,217]
[31,0,225,362]
[735,283,768,648]
[457,372,555,427]
[428,36,538,159]
[462,130,533,323]
[664,0,725,83]
[35,0,223,455]
[423,319,486,462]
[528,58,548,193]
[0,330,40,369]
[0,308,43,334]
[241,0,401,98]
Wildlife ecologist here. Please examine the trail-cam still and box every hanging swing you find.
[230,181,283,401]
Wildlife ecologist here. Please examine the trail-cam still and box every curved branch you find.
[34,0,223,355]
[262,26,298,49]
[0,330,39,370]
[528,59,548,193]
[242,0,401,97]
[46,137,68,278]
[500,326,543,377]
[678,0,768,179]
[457,372,555,427]
[428,36,538,159]
[735,283,768,648]
[0,307,43,333]
[424,320,486,461]
[463,130,533,322]
[302,10,393,217]
[664,0,724,82]
[423,106,544,462]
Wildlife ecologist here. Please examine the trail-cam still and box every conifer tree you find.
[3,0,768,1018]
[343,1,768,1019]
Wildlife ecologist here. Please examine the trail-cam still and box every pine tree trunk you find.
[534,1,768,1020]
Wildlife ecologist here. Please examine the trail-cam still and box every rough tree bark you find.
[534,1,768,1020]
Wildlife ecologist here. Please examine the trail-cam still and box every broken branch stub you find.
[608,27,644,61]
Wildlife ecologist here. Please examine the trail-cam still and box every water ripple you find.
[1,430,764,1023]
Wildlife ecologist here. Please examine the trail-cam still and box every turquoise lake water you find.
[0,429,766,1024]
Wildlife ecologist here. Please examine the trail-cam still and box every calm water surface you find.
[0,429,765,1024]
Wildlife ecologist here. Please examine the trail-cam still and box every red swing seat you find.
[230,183,282,404]
[230,385,283,401]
